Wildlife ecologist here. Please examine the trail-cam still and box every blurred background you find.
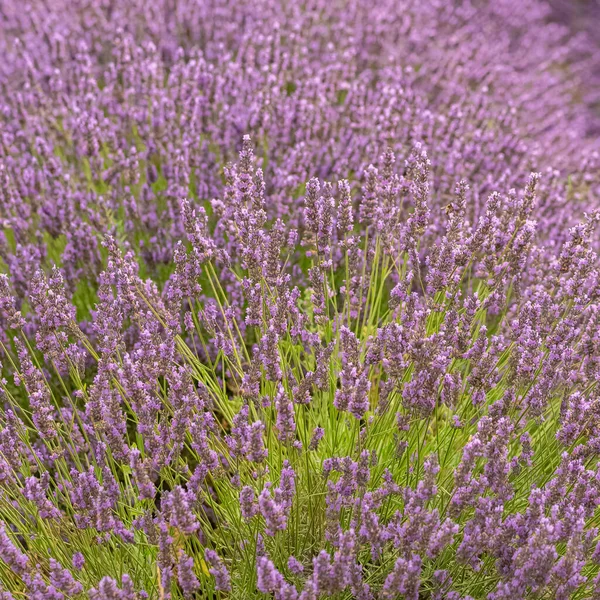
[550,0,600,135]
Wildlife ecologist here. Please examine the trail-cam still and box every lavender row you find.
[0,0,600,598]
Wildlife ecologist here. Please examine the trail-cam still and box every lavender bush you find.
[1,0,600,598]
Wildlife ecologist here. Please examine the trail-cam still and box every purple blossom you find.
[309,427,325,451]
[381,554,422,600]
[72,552,85,570]
[49,559,83,596]
[287,556,304,575]
[88,575,141,600]
[204,549,231,592]
[22,473,61,519]
[177,552,200,598]
[0,522,28,576]
[258,463,296,536]
[275,385,296,444]
[161,486,199,535]
[240,486,259,520]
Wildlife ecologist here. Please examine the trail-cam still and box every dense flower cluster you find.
[0,0,599,598]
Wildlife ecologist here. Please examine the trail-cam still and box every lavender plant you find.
[1,0,600,598]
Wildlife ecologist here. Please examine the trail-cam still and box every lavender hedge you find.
[1,0,600,598]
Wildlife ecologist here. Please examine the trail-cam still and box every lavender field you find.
[0,0,600,598]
